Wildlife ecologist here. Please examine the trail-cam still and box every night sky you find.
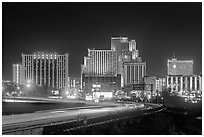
[2,2,202,80]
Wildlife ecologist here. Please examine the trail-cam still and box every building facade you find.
[123,61,146,86]
[12,64,22,85]
[156,78,166,92]
[167,58,193,76]
[81,37,147,99]
[167,75,202,93]
[167,57,201,93]
[144,76,157,95]
[21,52,69,89]
[81,49,117,76]
[111,37,129,75]
[111,37,146,88]
[81,49,120,99]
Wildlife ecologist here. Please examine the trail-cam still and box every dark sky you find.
[2,2,202,80]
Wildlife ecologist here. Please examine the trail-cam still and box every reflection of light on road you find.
[2,103,160,128]
[82,108,114,113]
[51,111,65,113]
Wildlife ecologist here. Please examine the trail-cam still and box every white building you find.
[12,64,22,84]
[21,52,69,89]
[167,75,202,93]
[82,49,117,76]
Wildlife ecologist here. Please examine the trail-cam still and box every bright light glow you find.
[17,87,20,90]
[26,84,30,88]
[173,64,176,68]
[66,91,69,95]
[27,80,31,83]
[93,84,101,88]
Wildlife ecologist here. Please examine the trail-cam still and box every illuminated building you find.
[144,76,157,94]
[111,37,146,87]
[111,37,129,56]
[156,78,166,92]
[167,57,201,93]
[167,58,193,76]
[123,61,146,85]
[167,75,202,93]
[81,49,120,98]
[12,64,22,84]
[111,37,129,75]
[21,52,69,89]
[82,49,117,76]
[122,39,146,87]
[81,37,147,99]
[70,77,81,88]
[144,77,166,94]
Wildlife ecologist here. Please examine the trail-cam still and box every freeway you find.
[3,102,159,134]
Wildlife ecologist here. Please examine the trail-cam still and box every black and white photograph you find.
[2,1,202,135]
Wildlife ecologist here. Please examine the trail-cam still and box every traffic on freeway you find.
[3,101,160,134]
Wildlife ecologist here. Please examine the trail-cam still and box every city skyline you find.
[3,2,202,80]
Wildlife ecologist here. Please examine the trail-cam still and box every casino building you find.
[81,37,147,100]
[21,52,69,89]
[167,58,202,93]
[81,49,120,99]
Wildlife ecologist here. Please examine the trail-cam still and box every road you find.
[3,102,154,134]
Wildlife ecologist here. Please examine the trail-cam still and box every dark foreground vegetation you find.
[64,109,202,135]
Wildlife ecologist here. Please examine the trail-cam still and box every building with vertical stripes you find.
[82,49,117,76]
[156,78,166,92]
[81,49,120,98]
[81,37,147,99]
[123,61,146,86]
[111,37,146,87]
[21,52,69,89]
[167,58,201,93]
[167,75,202,93]
[12,64,22,85]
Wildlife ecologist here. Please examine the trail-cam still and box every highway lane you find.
[3,103,146,133]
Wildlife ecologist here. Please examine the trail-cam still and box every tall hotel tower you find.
[111,37,146,87]
[81,49,120,96]
[111,37,129,75]
[13,64,22,85]
[82,49,117,75]
[21,52,69,89]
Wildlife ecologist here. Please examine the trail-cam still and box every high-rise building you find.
[123,61,146,86]
[21,52,69,89]
[81,37,147,99]
[111,37,129,75]
[82,49,117,76]
[81,49,120,99]
[111,37,129,55]
[12,64,22,84]
[167,58,193,76]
